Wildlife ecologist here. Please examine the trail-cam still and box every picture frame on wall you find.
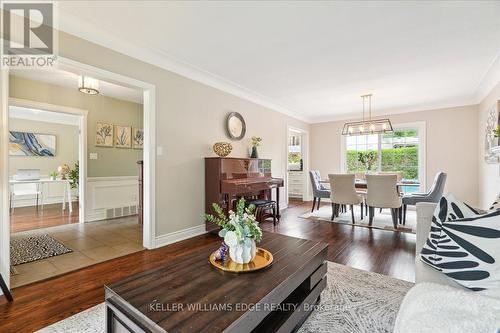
[132,128,144,149]
[115,125,132,148]
[96,122,114,147]
[9,131,56,156]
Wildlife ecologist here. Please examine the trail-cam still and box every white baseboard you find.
[155,224,207,248]
[11,196,77,208]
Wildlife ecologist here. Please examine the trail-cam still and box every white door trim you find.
[0,68,10,293]
[57,56,157,250]
[9,98,88,224]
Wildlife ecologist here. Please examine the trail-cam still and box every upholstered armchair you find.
[309,170,330,212]
[402,172,447,224]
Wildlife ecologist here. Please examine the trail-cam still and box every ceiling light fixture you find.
[78,75,99,95]
[342,94,393,136]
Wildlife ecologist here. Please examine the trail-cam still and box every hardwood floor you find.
[10,202,79,233]
[0,200,415,333]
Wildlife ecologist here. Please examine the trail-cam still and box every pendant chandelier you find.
[342,94,393,136]
[78,75,99,95]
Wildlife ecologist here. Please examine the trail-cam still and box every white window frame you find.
[340,121,426,191]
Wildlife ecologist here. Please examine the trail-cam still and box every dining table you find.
[320,179,421,192]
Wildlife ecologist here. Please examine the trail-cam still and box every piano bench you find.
[246,199,278,225]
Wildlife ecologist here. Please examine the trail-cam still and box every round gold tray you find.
[209,247,273,273]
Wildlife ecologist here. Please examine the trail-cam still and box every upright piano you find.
[205,157,284,232]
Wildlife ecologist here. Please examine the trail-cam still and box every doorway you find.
[0,58,157,291]
[286,127,309,208]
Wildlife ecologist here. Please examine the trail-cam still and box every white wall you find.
[9,118,79,177]
[52,31,309,237]
[9,117,79,207]
[311,105,479,205]
[478,82,500,208]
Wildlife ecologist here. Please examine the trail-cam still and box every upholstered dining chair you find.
[328,174,363,223]
[402,172,447,225]
[366,174,402,228]
[309,170,331,212]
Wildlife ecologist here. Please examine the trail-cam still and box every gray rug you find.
[300,205,416,233]
[37,262,413,333]
[10,234,73,266]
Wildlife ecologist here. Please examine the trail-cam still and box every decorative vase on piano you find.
[204,197,262,264]
[250,146,258,158]
[250,136,262,158]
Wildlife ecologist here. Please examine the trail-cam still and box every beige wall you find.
[311,105,479,205]
[478,82,500,208]
[50,31,309,237]
[9,75,143,177]
[9,118,78,176]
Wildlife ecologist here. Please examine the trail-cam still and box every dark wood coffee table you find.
[105,232,328,333]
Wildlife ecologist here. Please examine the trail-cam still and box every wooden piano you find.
[205,157,284,232]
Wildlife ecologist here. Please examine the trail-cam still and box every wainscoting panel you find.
[86,176,139,222]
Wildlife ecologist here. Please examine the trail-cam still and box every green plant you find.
[251,136,262,147]
[494,125,500,137]
[49,171,58,178]
[357,151,378,171]
[288,152,301,164]
[346,147,419,180]
[204,197,262,242]
[68,161,79,189]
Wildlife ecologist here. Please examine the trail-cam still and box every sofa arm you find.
[416,202,437,254]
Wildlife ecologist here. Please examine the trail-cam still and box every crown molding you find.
[58,10,311,123]
[310,98,477,124]
[475,50,500,103]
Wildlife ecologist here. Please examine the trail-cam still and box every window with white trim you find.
[344,125,423,193]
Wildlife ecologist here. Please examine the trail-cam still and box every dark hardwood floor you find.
[0,200,415,333]
[10,202,79,233]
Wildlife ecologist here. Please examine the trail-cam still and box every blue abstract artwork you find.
[9,131,56,157]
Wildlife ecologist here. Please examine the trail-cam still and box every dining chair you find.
[402,172,447,225]
[10,183,43,213]
[366,174,402,228]
[328,174,363,223]
[309,170,331,212]
[377,172,403,213]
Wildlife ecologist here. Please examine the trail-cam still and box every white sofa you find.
[414,202,465,289]
[394,203,500,333]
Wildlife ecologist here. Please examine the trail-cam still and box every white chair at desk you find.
[10,182,43,213]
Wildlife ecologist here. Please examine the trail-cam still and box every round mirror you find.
[226,112,246,140]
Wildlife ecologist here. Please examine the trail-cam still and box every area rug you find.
[10,234,73,266]
[300,205,416,233]
[36,262,413,333]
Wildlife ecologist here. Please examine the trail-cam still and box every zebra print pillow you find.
[421,193,500,291]
[489,193,500,211]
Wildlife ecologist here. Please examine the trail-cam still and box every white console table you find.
[9,178,73,212]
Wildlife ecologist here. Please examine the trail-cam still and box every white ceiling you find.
[10,68,143,104]
[58,1,500,123]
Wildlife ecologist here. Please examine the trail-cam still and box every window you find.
[344,124,423,192]
[288,133,302,170]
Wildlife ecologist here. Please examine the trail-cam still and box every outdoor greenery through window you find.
[345,129,419,181]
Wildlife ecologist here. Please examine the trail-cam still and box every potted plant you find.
[49,171,58,180]
[204,198,262,264]
[250,136,262,158]
[493,125,500,137]
[68,161,79,199]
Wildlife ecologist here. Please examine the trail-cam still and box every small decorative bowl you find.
[213,142,232,157]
